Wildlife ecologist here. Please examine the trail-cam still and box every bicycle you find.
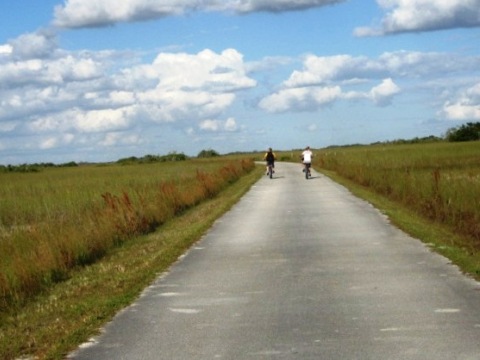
[267,163,274,179]
[303,163,311,179]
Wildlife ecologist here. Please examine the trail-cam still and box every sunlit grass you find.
[317,142,480,249]
[0,157,255,311]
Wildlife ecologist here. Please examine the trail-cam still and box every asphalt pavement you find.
[68,162,480,360]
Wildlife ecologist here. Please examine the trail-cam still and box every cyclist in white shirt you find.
[301,146,313,173]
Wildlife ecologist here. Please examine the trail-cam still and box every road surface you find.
[69,162,480,359]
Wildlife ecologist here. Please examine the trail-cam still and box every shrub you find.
[197,149,220,158]
[446,122,480,142]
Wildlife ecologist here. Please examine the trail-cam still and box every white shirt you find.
[302,150,312,163]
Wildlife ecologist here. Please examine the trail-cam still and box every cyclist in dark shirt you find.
[263,147,276,175]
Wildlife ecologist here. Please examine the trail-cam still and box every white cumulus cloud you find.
[199,117,239,132]
[0,44,12,55]
[259,86,342,112]
[442,83,480,120]
[9,30,57,59]
[151,49,256,92]
[53,0,346,28]
[0,30,256,160]
[228,0,346,13]
[258,50,480,113]
[370,78,401,106]
[355,0,480,36]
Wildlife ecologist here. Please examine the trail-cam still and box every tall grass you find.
[0,158,254,310]
[318,142,480,249]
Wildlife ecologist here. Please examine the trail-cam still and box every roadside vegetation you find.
[314,141,480,278]
[0,156,255,314]
[317,142,480,245]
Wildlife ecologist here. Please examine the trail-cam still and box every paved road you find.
[69,162,480,360]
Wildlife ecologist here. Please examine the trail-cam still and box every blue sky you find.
[0,0,479,164]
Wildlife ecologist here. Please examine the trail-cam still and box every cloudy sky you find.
[1,0,479,164]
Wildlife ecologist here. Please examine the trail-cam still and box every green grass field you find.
[316,142,480,249]
[0,157,255,312]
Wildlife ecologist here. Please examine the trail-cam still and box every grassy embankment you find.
[0,157,261,359]
[311,141,480,278]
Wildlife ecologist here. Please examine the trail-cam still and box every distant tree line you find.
[0,161,78,173]
[445,122,480,142]
[0,149,224,170]
[326,122,480,150]
[116,149,221,164]
[117,152,188,165]
[373,135,443,146]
